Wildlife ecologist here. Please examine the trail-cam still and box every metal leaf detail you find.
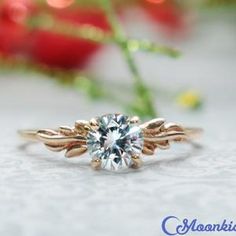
[140,118,186,155]
[36,121,90,158]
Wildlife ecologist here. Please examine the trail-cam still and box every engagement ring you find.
[19,113,202,171]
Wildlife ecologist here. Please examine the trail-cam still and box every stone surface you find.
[87,114,143,171]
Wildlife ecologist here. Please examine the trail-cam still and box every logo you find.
[161,216,236,235]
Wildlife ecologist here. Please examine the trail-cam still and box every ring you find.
[18,113,202,171]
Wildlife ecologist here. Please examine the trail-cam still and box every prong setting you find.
[87,114,143,171]
[129,116,140,124]
[91,159,101,170]
[89,118,99,129]
[131,155,142,169]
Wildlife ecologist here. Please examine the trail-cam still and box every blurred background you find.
[0,1,236,236]
[1,0,235,118]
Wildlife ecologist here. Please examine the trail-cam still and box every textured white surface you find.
[0,12,236,236]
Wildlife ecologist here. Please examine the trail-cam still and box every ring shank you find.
[18,129,52,141]
[183,127,203,139]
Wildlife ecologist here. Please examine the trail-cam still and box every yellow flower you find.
[177,90,202,109]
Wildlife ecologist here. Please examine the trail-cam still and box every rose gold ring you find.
[18,113,202,171]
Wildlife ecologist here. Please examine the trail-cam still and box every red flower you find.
[0,0,30,55]
[0,1,110,69]
[29,8,110,69]
[141,0,187,36]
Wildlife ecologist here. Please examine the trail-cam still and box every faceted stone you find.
[87,114,143,171]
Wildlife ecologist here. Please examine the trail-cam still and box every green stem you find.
[28,14,180,57]
[101,0,157,118]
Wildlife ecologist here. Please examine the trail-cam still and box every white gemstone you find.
[87,114,143,171]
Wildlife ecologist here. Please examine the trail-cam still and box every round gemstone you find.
[87,114,143,171]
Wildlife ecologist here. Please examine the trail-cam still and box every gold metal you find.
[129,116,140,124]
[91,159,101,170]
[18,116,202,170]
[131,155,142,169]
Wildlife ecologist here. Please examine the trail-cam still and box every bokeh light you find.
[3,0,29,23]
[47,0,74,9]
[146,0,166,4]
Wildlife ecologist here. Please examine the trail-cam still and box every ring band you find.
[18,113,202,171]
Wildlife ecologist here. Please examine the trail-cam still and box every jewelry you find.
[18,113,202,171]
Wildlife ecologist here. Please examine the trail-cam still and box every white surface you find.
[0,12,236,236]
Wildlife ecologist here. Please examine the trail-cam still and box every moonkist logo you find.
[161,216,236,235]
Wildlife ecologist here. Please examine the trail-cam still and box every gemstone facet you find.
[87,114,143,171]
